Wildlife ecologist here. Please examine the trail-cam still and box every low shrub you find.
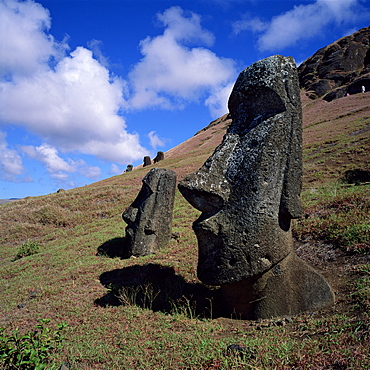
[0,319,67,369]
[14,240,40,260]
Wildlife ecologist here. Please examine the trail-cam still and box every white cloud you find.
[128,6,237,114]
[233,0,368,52]
[148,131,165,149]
[0,0,148,166]
[79,165,102,179]
[0,0,67,78]
[157,6,215,46]
[51,172,69,181]
[22,143,103,182]
[110,163,122,175]
[233,15,267,35]
[205,82,234,118]
[21,143,76,174]
[0,131,24,180]
[87,39,110,68]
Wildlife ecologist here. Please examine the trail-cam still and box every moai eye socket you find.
[229,86,286,130]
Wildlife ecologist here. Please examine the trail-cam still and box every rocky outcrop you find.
[298,26,370,101]
[179,55,334,319]
[122,168,176,257]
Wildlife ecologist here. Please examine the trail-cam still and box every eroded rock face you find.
[122,168,177,257]
[298,26,370,100]
[179,55,334,319]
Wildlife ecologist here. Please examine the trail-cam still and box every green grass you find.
[294,183,370,253]
[1,178,369,369]
[351,264,370,311]
[302,112,370,185]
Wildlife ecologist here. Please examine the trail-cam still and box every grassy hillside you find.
[0,93,369,369]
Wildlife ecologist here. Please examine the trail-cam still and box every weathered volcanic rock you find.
[221,252,335,319]
[298,26,370,101]
[122,168,176,257]
[179,55,334,319]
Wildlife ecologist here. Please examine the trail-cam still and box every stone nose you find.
[177,185,224,213]
[178,134,238,213]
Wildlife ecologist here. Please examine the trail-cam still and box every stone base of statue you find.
[221,253,334,319]
[179,55,334,319]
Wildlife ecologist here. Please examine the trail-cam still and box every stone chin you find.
[193,206,294,286]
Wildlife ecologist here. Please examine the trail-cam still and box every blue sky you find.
[1,0,369,198]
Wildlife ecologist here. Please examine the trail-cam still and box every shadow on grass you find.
[94,263,224,319]
[96,237,126,258]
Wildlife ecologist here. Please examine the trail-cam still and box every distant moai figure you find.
[153,151,165,164]
[125,164,133,172]
[344,169,370,184]
[178,55,334,319]
[143,156,151,167]
[122,168,177,257]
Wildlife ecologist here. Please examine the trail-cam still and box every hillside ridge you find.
[298,25,370,101]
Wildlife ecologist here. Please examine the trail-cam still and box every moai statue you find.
[122,168,177,257]
[125,164,133,172]
[154,151,165,164]
[178,55,334,319]
[143,156,151,167]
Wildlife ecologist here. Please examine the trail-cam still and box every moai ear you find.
[279,101,304,227]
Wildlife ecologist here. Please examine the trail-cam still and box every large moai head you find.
[122,168,177,257]
[179,55,303,285]
[179,55,334,318]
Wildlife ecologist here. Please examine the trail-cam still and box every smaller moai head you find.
[153,151,165,163]
[125,164,133,172]
[143,156,151,167]
[179,55,303,285]
[122,168,177,257]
